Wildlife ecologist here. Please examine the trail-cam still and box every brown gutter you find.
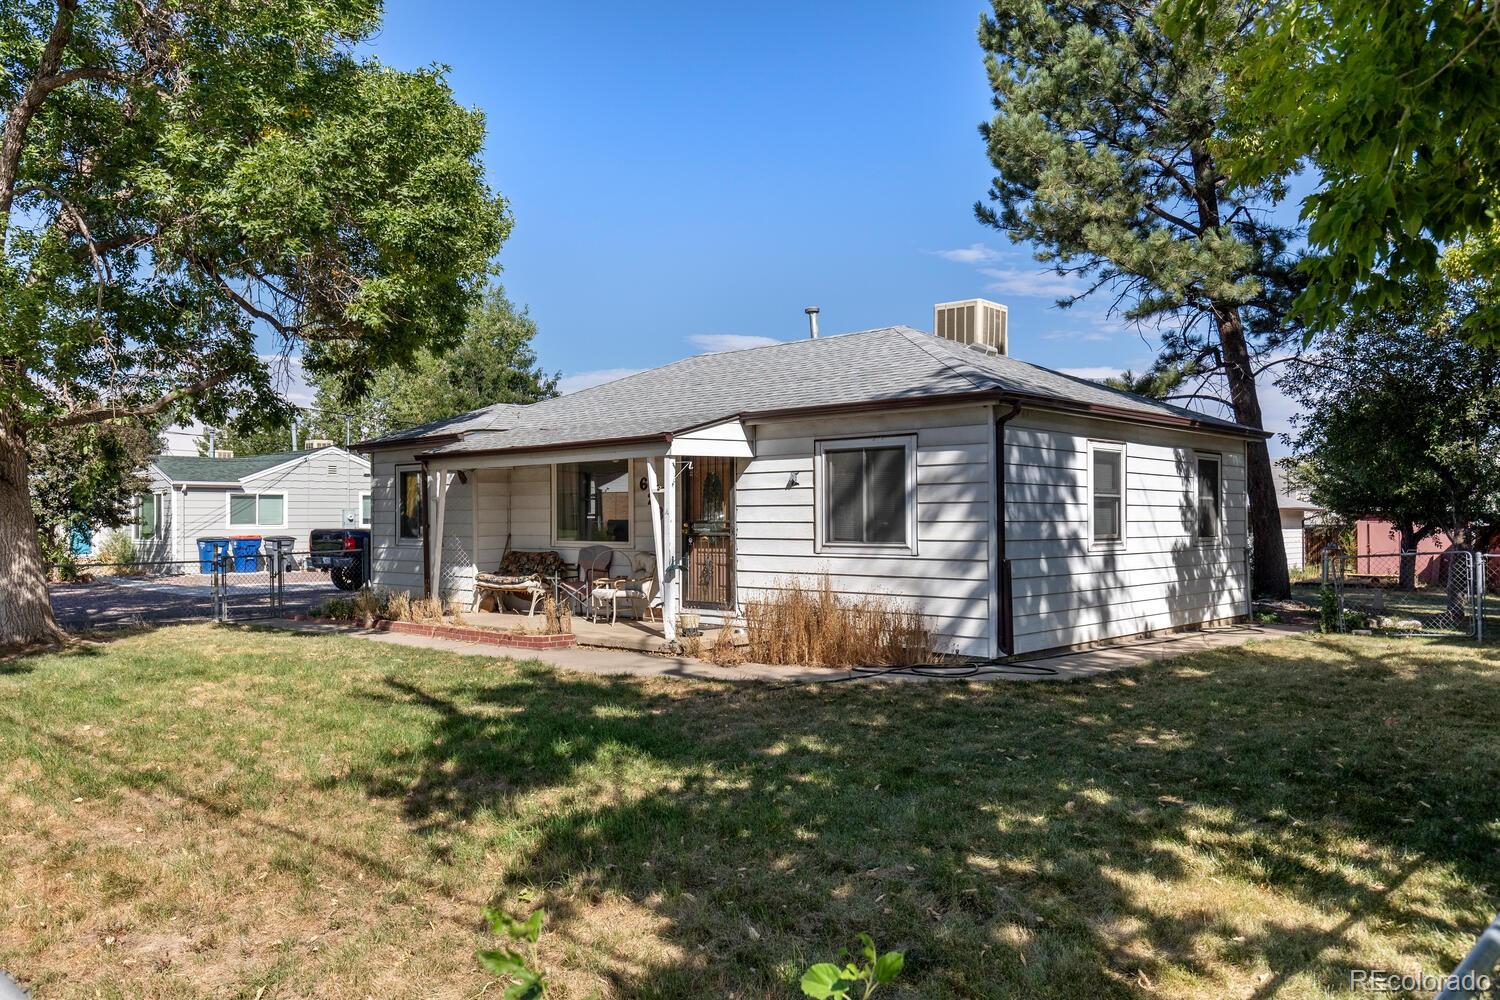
[352,432,463,454]
[414,431,668,462]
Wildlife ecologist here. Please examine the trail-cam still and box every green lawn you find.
[1,625,1496,999]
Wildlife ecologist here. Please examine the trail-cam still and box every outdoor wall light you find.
[786,471,800,488]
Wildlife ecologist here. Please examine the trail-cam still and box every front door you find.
[682,457,734,608]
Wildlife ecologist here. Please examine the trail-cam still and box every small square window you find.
[816,436,915,553]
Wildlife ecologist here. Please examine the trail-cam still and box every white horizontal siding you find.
[738,405,995,658]
[1006,411,1249,654]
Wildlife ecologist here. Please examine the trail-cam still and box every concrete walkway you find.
[263,618,1308,684]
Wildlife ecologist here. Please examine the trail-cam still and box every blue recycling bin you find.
[196,536,230,574]
[230,536,263,572]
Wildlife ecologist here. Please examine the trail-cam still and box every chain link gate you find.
[1323,549,1480,638]
[211,548,362,622]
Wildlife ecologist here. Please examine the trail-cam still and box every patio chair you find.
[557,545,616,620]
[590,551,659,625]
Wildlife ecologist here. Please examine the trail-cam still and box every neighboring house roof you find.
[361,326,1264,458]
[1272,462,1322,512]
[152,447,367,485]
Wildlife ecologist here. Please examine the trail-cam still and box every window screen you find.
[1092,447,1123,542]
[229,494,257,527]
[825,445,908,546]
[361,495,372,525]
[138,494,159,539]
[257,494,284,526]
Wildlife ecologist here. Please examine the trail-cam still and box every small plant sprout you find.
[800,933,904,999]
[477,907,546,1000]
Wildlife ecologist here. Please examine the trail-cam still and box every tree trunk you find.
[1397,523,1417,591]
[1213,306,1291,599]
[0,411,66,649]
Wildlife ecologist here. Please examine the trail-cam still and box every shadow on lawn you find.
[338,639,1500,999]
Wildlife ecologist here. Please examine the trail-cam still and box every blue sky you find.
[328,0,1300,452]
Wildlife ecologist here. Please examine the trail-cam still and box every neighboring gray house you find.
[1272,463,1324,570]
[358,299,1262,658]
[111,446,371,563]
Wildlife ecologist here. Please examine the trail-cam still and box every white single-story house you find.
[358,300,1261,658]
[103,446,371,563]
[1272,464,1324,570]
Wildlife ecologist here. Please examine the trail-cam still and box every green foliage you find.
[96,531,137,569]
[477,907,546,1000]
[0,7,505,478]
[800,934,904,1000]
[312,285,558,438]
[1279,240,1500,546]
[28,420,158,560]
[1318,584,1340,634]
[1167,0,1500,342]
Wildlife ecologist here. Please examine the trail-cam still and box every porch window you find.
[1089,442,1125,544]
[228,492,285,528]
[136,494,160,540]
[816,436,914,550]
[1196,453,1222,540]
[397,468,423,540]
[554,459,632,544]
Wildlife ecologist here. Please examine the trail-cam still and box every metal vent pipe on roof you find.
[805,306,820,339]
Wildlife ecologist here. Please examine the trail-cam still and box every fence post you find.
[1475,553,1485,644]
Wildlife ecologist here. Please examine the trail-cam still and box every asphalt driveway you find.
[49,570,342,629]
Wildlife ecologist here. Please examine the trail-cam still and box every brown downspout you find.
[420,460,432,598]
[995,402,1022,657]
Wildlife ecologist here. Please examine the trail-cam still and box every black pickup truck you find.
[308,528,371,590]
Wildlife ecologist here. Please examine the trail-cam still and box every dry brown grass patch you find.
[743,575,931,667]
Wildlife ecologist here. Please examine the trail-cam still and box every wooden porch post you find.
[660,456,679,643]
[429,469,451,602]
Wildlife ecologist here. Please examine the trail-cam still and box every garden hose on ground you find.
[772,658,1060,688]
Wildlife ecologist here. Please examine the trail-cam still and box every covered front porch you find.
[417,418,751,647]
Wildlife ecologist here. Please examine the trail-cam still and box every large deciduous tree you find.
[975,0,1302,597]
[0,0,508,647]
[1170,0,1500,342]
[28,418,159,562]
[1282,240,1500,578]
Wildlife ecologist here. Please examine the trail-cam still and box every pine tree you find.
[975,0,1302,596]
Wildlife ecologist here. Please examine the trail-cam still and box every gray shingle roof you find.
[154,449,319,483]
[1273,462,1321,510]
[364,326,1259,458]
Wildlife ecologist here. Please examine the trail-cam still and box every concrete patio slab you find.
[261,618,1309,684]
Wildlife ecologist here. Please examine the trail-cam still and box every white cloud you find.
[979,266,1085,299]
[257,352,316,405]
[687,333,783,353]
[931,243,1003,265]
[557,367,644,395]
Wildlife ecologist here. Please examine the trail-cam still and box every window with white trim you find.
[135,493,161,540]
[816,436,915,551]
[360,493,372,526]
[228,492,285,528]
[1195,453,1222,540]
[1089,442,1125,544]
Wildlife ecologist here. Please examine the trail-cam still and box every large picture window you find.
[817,437,914,550]
[397,468,423,540]
[1196,453,1222,540]
[228,492,285,528]
[1089,442,1125,544]
[554,459,632,544]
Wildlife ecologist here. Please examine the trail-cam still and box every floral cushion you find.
[475,572,541,587]
[498,549,569,578]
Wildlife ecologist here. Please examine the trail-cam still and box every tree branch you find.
[53,370,231,429]
[0,0,78,225]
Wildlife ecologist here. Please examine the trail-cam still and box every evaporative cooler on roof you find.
[933,298,1009,355]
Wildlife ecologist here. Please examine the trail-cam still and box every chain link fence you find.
[48,548,363,630]
[1323,549,1479,638]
